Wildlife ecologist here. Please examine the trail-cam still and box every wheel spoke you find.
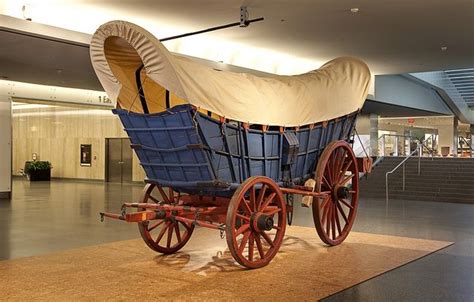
[263,207,281,216]
[339,174,354,186]
[325,204,332,236]
[325,166,333,186]
[321,198,331,225]
[336,201,349,224]
[238,231,251,254]
[236,213,251,221]
[241,199,253,214]
[331,204,336,240]
[329,152,336,181]
[255,235,265,259]
[322,175,331,188]
[235,223,250,236]
[334,206,342,236]
[261,231,275,247]
[339,198,354,209]
[259,192,276,211]
[257,184,268,208]
[155,221,170,243]
[174,222,181,242]
[339,159,353,181]
[250,185,257,211]
[320,196,331,210]
[333,149,343,181]
[337,148,347,175]
[157,186,171,204]
[248,234,254,261]
[166,224,173,248]
[148,194,161,204]
[147,219,164,232]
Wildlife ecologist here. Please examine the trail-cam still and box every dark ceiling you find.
[0,29,103,90]
[361,99,449,117]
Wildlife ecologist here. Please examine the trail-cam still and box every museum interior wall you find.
[378,116,455,155]
[12,101,146,181]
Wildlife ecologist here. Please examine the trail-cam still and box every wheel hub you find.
[154,210,166,219]
[251,213,274,232]
[336,186,349,199]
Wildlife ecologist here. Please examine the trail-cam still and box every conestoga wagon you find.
[93,21,372,268]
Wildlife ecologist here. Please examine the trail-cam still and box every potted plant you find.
[25,161,52,181]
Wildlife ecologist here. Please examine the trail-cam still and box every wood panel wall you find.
[12,103,146,182]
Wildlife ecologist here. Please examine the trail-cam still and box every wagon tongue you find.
[99,209,158,223]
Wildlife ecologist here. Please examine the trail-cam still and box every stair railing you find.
[458,136,472,157]
[385,144,422,205]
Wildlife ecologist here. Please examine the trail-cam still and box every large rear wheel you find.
[312,141,359,246]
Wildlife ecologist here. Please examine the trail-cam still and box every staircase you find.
[360,157,474,204]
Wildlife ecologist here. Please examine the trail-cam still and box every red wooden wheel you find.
[226,176,286,269]
[138,184,194,254]
[312,140,359,246]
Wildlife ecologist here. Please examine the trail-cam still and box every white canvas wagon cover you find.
[90,20,371,127]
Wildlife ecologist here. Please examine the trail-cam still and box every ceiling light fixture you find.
[350,8,359,13]
[441,46,448,51]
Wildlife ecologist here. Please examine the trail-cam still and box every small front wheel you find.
[226,176,286,269]
[137,184,194,254]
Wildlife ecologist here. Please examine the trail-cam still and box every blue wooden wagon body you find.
[115,104,358,195]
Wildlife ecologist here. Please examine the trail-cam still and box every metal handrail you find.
[385,144,421,205]
[458,136,472,157]
[354,133,437,158]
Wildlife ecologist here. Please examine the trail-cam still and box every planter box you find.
[28,169,51,181]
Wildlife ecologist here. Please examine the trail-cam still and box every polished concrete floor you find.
[1,178,473,301]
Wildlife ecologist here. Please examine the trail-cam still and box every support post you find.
[394,136,399,157]
[453,117,459,157]
[369,114,379,156]
[0,88,12,200]
[381,134,386,156]
[471,124,474,158]
[402,163,405,191]
[418,144,421,175]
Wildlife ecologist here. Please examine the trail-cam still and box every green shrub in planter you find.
[25,161,52,181]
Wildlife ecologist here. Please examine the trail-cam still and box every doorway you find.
[105,138,132,183]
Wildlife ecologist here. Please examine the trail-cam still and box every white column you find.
[369,114,379,156]
[470,124,474,158]
[453,117,459,157]
[0,92,12,199]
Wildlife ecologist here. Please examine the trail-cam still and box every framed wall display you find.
[80,144,92,166]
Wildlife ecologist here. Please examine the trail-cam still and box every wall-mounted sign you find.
[80,144,92,166]
[408,118,415,124]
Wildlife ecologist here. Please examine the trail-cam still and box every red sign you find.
[408,118,415,124]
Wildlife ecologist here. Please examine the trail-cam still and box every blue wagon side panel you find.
[114,104,358,194]
[114,105,216,188]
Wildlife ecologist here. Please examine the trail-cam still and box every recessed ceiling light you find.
[441,46,448,51]
[350,8,359,13]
